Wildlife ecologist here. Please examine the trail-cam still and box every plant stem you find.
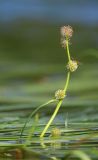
[64,72,70,93]
[66,39,71,61]
[40,35,71,138]
[40,72,70,138]
[19,99,57,141]
[40,100,62,138]
[24,114,39,146]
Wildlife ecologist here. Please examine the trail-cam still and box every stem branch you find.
[40,100,62,138]
[19,99,57,141]
[40,72,70,138]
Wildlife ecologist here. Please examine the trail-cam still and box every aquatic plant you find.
[20,25,79,140]
[40,25,78,138]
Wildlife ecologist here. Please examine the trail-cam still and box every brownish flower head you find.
[61,38,67,48]
[61,25,73,38]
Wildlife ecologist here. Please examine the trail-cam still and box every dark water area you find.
[0,0,98,159]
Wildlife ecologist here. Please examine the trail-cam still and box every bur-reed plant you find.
[40,25,78,138]
[20,25,79,141]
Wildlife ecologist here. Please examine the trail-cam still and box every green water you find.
[0,61,98,159]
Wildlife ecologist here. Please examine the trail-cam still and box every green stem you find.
[64,72,70,93]
[66,39,71,61]
[40,100,62,138]
[40,72,70,138]
[33,37,71,139]
[25,114,39,146]
[19,99,57,141]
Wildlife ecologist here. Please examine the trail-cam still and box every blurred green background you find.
[0,0,98,111]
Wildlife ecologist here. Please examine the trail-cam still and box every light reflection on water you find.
[1,113,98,159]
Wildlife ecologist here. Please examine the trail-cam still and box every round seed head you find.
[61,25,73,38]
[51,128,61,137]
[67,60,78,72]
[61,38,67,48]
[55,89,65,100]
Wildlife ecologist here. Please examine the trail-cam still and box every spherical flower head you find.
[55,89,65,100]
[51,128,61,137]
[61,25,73,38]
[61,38,67,48]
[67,60,78,72]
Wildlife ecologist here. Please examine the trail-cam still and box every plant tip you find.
[60,25,73,39]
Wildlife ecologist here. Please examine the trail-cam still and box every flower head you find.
[61,25,73,38]
[55,89,65,100]
[61,38,67,48]
[67,60,78,72]
[51,128,61,137]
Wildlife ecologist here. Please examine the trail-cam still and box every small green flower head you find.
[55,89,65,100]
[51,128,61,137]
[67,60,78,72]
[61,25,73,39]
